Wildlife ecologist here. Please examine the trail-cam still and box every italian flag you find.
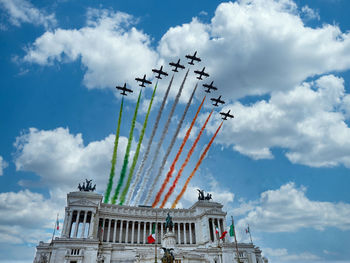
[220,230,228,240]
[147,223,156,244]
[215,227,219,235]
[229,224,234,237]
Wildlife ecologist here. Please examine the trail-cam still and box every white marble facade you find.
[33,191,268,263]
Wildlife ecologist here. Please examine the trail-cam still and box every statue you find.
[165,213,173,231]
[197,189,212,201]
[197,189,205,200]
[161,247,174,263]
[77,179,96,192]
[205,193,212,200]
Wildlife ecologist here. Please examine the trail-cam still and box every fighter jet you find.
[185,51,201,65]
[152,66,168,79]
[220,110,234,120]
[194,67,209,80]
[169,59,185,72]
[211,96,225,107]
[135,74,152,87]
[116,83,133,96]
[203,81,217,93]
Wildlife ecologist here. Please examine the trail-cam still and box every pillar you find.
[80,211,87,238]
[88,212,95,239]
[119,220,123,243]
[107,219,111,242]
[137,221,141,244]
[131,221,135,244]
[73,210,80,238]
[189,223,192,244]
[112,220,116,243]
[183,223,187,244]
[211,218,216,242]
[177,223,180,244]
[143,222,146,244]
[125,221,129,243]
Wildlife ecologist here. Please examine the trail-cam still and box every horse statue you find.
[161,247,174,263]
[165,213,173,231]
[197,189,205,200]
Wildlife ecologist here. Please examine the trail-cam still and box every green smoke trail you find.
[119,83,158,205]
[111,91,142,204]
[104,98,124,203]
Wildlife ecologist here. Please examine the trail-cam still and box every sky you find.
[1,0,350,262]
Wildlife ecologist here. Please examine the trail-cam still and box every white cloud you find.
[204,74,350,167]
[264,247,320,262]
[0,190,59,245]
[0,156,8,176]
[158,0,350,100]
[23,8,158,97]
[237,182,350,232]
[301,5,320,21]
[14,127,129,195]
[23,0,350,102]
[0,0,56,29]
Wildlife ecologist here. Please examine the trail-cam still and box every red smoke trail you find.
[171,121,223,209]
[160,109,214,208]
[152,96,206,208]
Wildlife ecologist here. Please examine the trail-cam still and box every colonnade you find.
[62,210,95,238]
[98,218,196,245]
[208,217,226,242]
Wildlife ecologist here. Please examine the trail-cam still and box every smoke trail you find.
[119,83,158,205]
[125,75,174,206]
[134,69,189,205]
[160,109,214,208]
[151,95,205,207]
[104,98,124,203]
[144,83,198,205]
[171,121,223,208]
[111,91,142,204]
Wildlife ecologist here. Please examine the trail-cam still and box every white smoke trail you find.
[125,75,174,205]
[133,69,189,205]
[144,83,198,205]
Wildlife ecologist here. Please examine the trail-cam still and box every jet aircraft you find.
[185,51,201,65]
[135,74,152,87]
[203,81,217,93]
[220,110,234,120]
[116,83,133,96]
[194,67,209,80]
[169,59,185,72]
[152,66,168,79]
[211,96,225,107]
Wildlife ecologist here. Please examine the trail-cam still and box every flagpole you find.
[248,224,253,244]
[155,210,158,263]
[231,216,241,263]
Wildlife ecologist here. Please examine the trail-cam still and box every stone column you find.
[189,223,193,244]
[177,223,180,244]
[211,218,216,242]
[64,208,73,238]
[80,211,88,238]
[119,220,123,243]
[183,223,187,244]
[161,222,164,240]
[126,221,129,243]
[113,220,117,243]
[73,210,80,238]
[143,222,147,244]
[88,212,95,239]
[61,208,69,238]
[107,219,111,242]
[101,218,105,241]
[137,221,141,244]
[131,221,135,244]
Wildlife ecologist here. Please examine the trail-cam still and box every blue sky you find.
[1,0,350,262]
